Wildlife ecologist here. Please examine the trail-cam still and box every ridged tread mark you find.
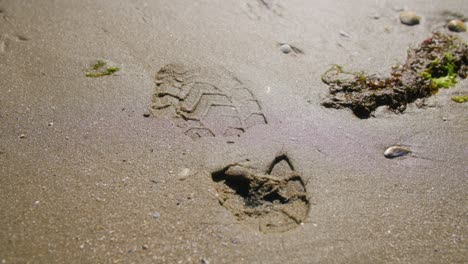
[151,64,267,140]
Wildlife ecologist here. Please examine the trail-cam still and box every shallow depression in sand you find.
[212,155,310,233]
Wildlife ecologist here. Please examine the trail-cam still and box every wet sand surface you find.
[0,0,467,263]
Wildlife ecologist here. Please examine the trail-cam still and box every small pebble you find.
[178,168,192,181]
[152,212,161,219]
[142,244,148,250]
[339,31,350,38]
[369,13,380,20]
[384,146,411,158]
[143,111,151,118]
[200,258,210,264]
[279,44,292,54]
[448,19,466,32]
[399,11,421,26]
[19,134,26,139]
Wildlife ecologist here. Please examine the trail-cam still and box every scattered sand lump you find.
[321,32,468,118]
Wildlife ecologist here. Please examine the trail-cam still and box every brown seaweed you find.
[322,32,468,118]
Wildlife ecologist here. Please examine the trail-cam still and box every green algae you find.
[451,95,468,103]
[85,60,120,78]
[92,60,106,70]
[420,53,457,91]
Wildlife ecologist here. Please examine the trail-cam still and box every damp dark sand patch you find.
[321,32,468,118]
[212,155,309,233]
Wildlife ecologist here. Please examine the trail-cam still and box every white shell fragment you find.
[384,146,411,158]
[177,168,194,181]
[279,44,292,54]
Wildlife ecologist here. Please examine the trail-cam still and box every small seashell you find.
[448,19,466,33]
[152,212,161,219]
[384,146,411,158]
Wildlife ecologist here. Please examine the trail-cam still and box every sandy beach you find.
[0,0,467,263]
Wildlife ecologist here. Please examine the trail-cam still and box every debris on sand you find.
[152,212,161,219]
[448,19,467,33]
[399,11,421,26]
[278,43,303,55]
[451,95,468,103]
[384,146,411,158]
[85,60,120,77]
[321,32,468,118]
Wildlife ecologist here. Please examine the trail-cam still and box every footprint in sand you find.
[150,64,268,140]
[211,154,310,233]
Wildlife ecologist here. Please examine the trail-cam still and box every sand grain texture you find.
[0,0,467,263]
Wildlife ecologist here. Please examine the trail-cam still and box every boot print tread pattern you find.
[151,64,267,140]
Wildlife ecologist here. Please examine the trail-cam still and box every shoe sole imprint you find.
[151,64,267,140]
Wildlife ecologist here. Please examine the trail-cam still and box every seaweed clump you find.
[321,32,468,118]
[85,60,120,77]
